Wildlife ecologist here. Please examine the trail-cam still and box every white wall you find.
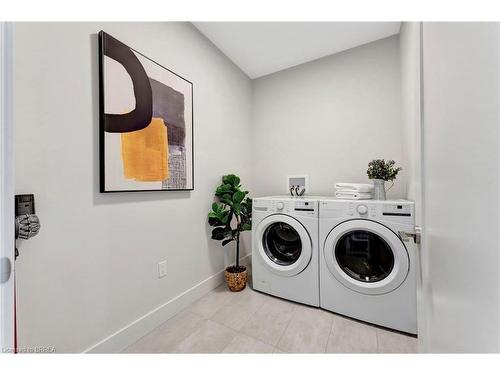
[13,22,253,353]
[422,22,500,352]
[252,35,405,198]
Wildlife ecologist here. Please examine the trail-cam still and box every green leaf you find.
[220,210,230,224]
[211,227,232,241]
[222,174,240,188]
[211,227,226,240]
[244,198,252,210]
[233,190,245,204]
[240,198,252,218]
[211,202,221,213]
[220,194,233,206]
[208,216,224,227]
[241,223,251,231]
[215,184,233,197]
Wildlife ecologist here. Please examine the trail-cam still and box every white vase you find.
[372,179,386,200]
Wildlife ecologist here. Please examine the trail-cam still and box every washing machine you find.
[319,198,417,334]
[252,196,319,306]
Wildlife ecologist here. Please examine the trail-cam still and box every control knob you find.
[276,202,285,210]
[357,204,368,215]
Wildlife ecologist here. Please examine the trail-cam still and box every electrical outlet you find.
[158,260,167,279]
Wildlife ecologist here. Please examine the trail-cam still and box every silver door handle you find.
[398,226,422,245]
[0,257,12,284]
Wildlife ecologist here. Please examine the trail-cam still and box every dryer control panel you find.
[320,199,414,225]
[382,203,412,217]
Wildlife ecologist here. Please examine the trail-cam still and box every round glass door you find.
[255,214,312,277]
[335,230,394,283]
[263,222,302,266]
[323,220,409,295]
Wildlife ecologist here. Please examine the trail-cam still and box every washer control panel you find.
[253,198,318,217]
[293,200,316,212]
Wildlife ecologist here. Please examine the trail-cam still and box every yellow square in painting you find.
[121,118,169,182]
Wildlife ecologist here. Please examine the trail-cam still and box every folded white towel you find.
[335,191,373,200]
[335,182,374,193]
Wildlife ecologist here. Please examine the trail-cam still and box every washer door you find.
[255,214,312,277]
[324,220,409,295]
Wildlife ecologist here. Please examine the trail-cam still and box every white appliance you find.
[319,198,417,334]
[252,196,319,306]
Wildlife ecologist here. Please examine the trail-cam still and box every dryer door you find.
[324,219,409,295]
[255,214,312,277]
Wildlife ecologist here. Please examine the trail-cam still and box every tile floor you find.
[124,284,418,354]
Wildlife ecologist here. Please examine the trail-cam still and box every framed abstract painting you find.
[98,31,194,192]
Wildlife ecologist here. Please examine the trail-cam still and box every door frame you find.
[0,21,15,353]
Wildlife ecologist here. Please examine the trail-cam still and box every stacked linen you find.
[334,183,373,200]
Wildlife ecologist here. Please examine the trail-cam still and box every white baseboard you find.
[83,254,252,353]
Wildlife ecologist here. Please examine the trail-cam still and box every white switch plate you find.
[158,260,167,278]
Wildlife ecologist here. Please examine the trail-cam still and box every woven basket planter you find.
[224,266,247,292]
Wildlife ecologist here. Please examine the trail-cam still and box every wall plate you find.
[158,260,167,278]
[287,175,309,196]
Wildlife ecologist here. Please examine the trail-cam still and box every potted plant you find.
[208,174,252,292]
[366,159,402,200]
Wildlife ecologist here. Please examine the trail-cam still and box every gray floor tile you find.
[377,329,418,353]
[211,287,269,331]
[240,297,297,346]
[326,315,378,353]
[171,319,237,353]
[277,304,333,353]
[222,334,275,353]
[186,284,232,319]
[123,311,204,353]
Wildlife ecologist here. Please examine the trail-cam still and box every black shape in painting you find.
[101,32,153,133]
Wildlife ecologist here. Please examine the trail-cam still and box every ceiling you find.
[193,22,401,79]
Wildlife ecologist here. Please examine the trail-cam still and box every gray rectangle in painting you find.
[162,148,187,189]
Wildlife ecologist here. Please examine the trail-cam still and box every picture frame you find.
[98,31,194,193]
